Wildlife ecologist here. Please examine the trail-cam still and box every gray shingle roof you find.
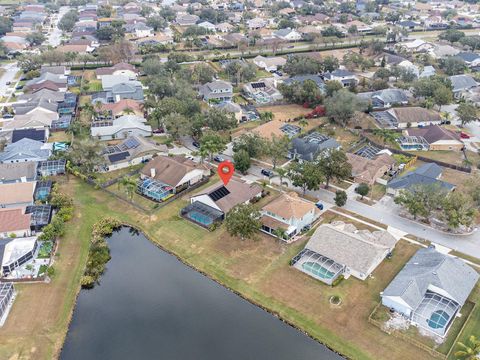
[387,163,454,191]
[383,247,479,309]
[450,74,478,92]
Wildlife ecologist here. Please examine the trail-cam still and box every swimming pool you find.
[302,262,336,280]
[427,310,450,329]
[187,211,214,226]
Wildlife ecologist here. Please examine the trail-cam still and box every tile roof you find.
[0,182,35,206]
[262,192,316,220]
[0,208,31,233]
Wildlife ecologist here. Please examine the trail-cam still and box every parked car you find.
[15,85,23,90]
[460,132,470,139]
[192,141,200,148]
[152,128,164,134]
[315,202,324,210]
[213,155,224,162]
[261,169,274,177]
[5,81,10,85]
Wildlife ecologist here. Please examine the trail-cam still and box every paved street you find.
[46,6,70,47]
[0,62,20,97]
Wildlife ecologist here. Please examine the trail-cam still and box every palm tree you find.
[455,336,480,360]
[276,167,288,188]
[118,176,137,201]
[122,107,135,115]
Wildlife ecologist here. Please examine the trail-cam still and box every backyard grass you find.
[92,164,143,185]
[86,80,103,92]
[407,150,466,167]
[1,178,476,360]
[258,104,312,122]
[48,131,70,143]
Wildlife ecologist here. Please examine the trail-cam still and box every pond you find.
[61,227,343,360]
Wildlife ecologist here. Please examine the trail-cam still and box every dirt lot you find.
[258,104,312,122]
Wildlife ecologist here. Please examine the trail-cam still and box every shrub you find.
[332,275,344,286]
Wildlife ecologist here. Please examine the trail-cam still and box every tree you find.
[439,29,465,43]
[283,55,322,75]
[316,149,352,189]
[276,167,288,187]
[374,68,391,80]
[204,108,237,131]
[199,132,227,161]
[433,85,453,111]
[394,188,428,220]
[26,32,46,46]
[288,161,324,195]
[163,112,191,140]
[325,89,366,126]
[455,335,480,360]
[321,56,339,72]
[58,10,78,32]
[356,183,370,199]
[118,176,137,201]
[441,57,466,76]
[191,63,215,84]
[457,102,478,126]
[465,175,480,208]
[325,80,343,97]
[442,192,477,230]
[233,149,251,174]
[459,36,480,51]
[225,204,261,240]
[0,17,12,36]
[265,135,290,169]
[413,76,452,98]
[334,190,347,207]
[259,111,274,123]
[146,15,167,31]
[233,133,266,158]
[225,61,257,85]
[67,138,103,173]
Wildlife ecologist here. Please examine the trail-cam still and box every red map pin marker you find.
[218,160,234,186]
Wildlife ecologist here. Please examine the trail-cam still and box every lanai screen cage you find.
[137,178,174,202]
[25,205,53,230]
[411,291,460,337]
[398,136,429,151]
[180,201,224,227]
[34,181,53,202]
[291,249,345,285]
[51,115,72,130]
[37,160,66,177]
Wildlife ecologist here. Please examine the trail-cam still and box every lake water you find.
[61,227,343,360]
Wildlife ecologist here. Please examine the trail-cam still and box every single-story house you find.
[449,75,478,98]
[455,52,480,68]
[357,89,409,109]
[0,208,32,238]
[260,192,320,241]
[0,182,35,208]
[90,115,151,141]
[0,162,37,184]
[382,247,479,337]
[400,125,464,151]
[386,163,455,196]
[96,99,144,119]
[273,28,302,41]
[375,107,442,129]
[95,62,139,80]
[252,55,287,72]
[181,178,262,227]
[347,153,395,185]
[242,78,283,104]
[291,221,397,285]
[102,136,167,172]
[0,236,38,277]
[0,139,52,164]
[283,74,325,92]
[139,155,210,201]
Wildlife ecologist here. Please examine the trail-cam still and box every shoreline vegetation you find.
[81,217,121,289]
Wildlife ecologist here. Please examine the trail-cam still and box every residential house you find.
[11,129,47,143]
[139,155,210,201]
[0,163,37,184]
[397,39,434,53]
[291,222,398,285]
[176,14,199,26]
[382,247,479,337]
[253,55,287,72]
[3,113,56,131]
[90,115,151,141]
[260,192,320,241]
[324,69,358,87]
[13,100,58,117]
[455,52,480,68]
[0,139,51,164]
[25,74,67,92]
[216,22,234,33]
[181,178,262,227]
[95,63,139,80]
[347,153,395,185]
[289,132,340,161]
[373,107,442,129]
[56,44,94,54]
[0,182,35,208]
[102,136,167,172]
[242,78,283,104]
[419,65,436,78]
[386,163,455,196]
[357,89,409,109]
[198,21,216,32]
[199,80,233,102]
[0,237,38,277]
[96,99,144,119]
[450,74,478,98]
[100,75,144,102]
[0,208,32,238]
[273,28,302,41]
[214,102,243,122]
[399,125,464,151]
[247,17,267,30]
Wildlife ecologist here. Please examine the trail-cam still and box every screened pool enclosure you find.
[291,249,345,285]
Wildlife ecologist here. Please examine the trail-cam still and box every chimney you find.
[150,168,156,178]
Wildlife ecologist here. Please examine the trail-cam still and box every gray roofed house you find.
[454,52,480,66]
[289,132,340,161]
[18,89,65,103]
[25,73,67,87]
[291,221,397,285]
[13,99,58,116]
[90,115,151,140]
[382,247,479,337]
[0,138,52,164]
[283,75,325,92]
[357,88,409,109]
[450,74,478,97]
[323,69,358,87]
[0,162,37,183]
[387,163,455,196]
[199,80,233,102]
[40,65,68,75]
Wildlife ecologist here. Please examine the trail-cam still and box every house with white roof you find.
[90,115,152,141]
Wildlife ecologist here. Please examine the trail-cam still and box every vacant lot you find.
[259,104,312,121]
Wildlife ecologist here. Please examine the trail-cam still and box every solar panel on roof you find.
[122,137,140,150]
[251,82,266,89]
[209,186,230,202]
[108,151,130,163]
